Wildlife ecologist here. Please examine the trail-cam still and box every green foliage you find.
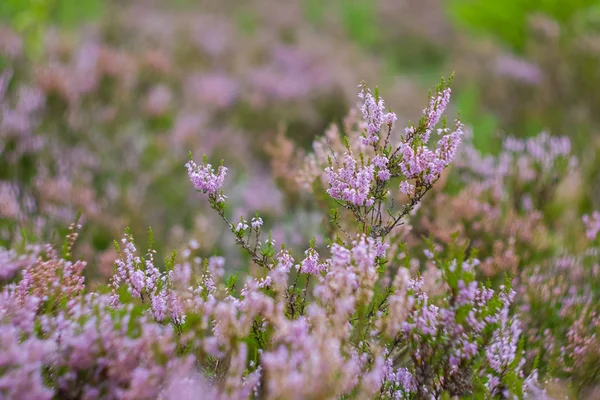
[453,85,499,154]
[226,272,239,292]
[0,0,103,57]
[447,0,599,52]
[302,0,328,24]
[338,0,381,48]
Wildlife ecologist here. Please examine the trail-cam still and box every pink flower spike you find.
[186,158,227,195]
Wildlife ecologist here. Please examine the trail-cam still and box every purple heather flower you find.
[359,88,385,145]
[486,306,524,395]
[583,211,600,241]
[251,217,263,230]
[298,248,326,275]
[186,159,227,196]
[325,153,375,207]
[399,181,415,196]
[423,87,451,141]
[236,221,249,233]
[377,169,391,181]
[435,121,464,166]
[383,111,397,126]
[372,155,391,181]
[372,155,388,168]
[358,86,396,146]
[151,291,168,321]
[456,280,479,307]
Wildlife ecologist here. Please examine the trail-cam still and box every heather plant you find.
[171,79,534,399]
[1,79,550,399]
[516,214,600,396]
[268,75,600,394]
[411,130,577,279]
[1,1,600,397]
[274,90,578,281]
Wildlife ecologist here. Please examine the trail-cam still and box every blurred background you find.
[1,0,600,278]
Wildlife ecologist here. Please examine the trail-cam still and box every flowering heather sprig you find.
[269,249,294,290]
[186,154,227,198]
[0,323,55,400]
[423,86,452,141]
[0,246,41,282]
[325,152,375,207]
[435,120,465,168]
[109,232,185,325]
[251,216,263,230]
[457,130,574,190]
[0,78,558,399]
[372,154,391,181]
[297,247,326,275]
[398,120,464,184]
[314,235,385,308]
[321,79,463,239]
[357,83,397,146]
[486,301,525,397]
[399,180,415,196]
[518,236,600,392]
[583,211,600,241]
[382,358,417,399]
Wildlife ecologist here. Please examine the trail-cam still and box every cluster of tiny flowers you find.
[298,248,327,275]
[372,155,391,181]
[423,87,451,141]
[325,152,375,207]
[0,245,42,282]
[458,130,574,187]
[306,81,464,224]
[503,131,572,171]
[358,85,397,145]
[0,78,562,399]
[251,216,263,229]
[109,233,185,324]
[236,220,249,233]
[186,158,227,197]
[382,357,416,399]
[403,277,440,337]
[0,322,55,399]
[399,180,415,196]
[486,292,525,396]
[583,211,600,240]
[269,250,294,289]
[398,119,464,184]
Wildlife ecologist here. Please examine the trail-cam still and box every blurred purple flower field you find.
[1,0,600,398]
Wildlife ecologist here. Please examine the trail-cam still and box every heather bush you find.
[268,81,599,396]
[1,80,561,399]
[2,2,600,398]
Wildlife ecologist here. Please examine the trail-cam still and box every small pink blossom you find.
[186,159,227,195]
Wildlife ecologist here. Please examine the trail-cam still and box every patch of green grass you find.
[0,0,103,27]
[447,0,599,52]
[302,0,328,25]
[338,0,381,48]
[0,0,103,57]
[453,85,499,154]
